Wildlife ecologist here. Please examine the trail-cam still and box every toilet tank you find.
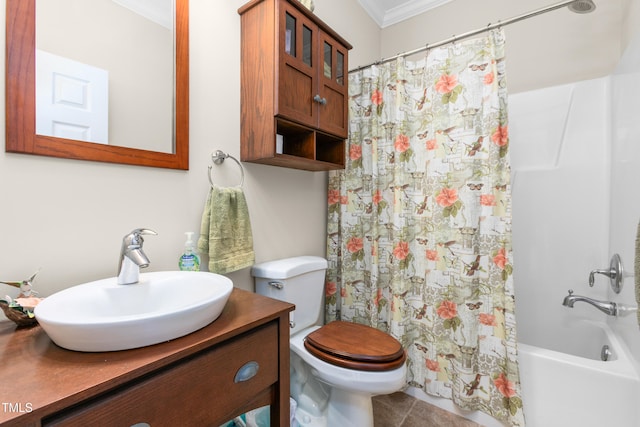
[252,256,328,334]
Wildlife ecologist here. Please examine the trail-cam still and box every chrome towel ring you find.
[208,150,245,188]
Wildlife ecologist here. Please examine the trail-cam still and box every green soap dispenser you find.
[178,232,200,271]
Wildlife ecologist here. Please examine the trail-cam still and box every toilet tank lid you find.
[251,256,328,279]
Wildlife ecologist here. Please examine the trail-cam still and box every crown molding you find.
[358,0,453,28]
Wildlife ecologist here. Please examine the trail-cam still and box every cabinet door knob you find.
[234,361,260,383]
[313,94,327,105]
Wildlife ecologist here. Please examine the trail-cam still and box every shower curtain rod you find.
[350,0,579,73]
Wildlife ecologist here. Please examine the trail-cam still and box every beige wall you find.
[374,0,630,94]
[1,0,637,306]
[0,0,378,301]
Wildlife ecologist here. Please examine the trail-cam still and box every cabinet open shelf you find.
[316,132,345,165]
[275,118,345,170]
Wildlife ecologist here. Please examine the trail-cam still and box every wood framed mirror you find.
[5,0,189,170]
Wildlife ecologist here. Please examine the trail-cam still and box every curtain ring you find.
[423,43,432,61]
[450,34,458,48]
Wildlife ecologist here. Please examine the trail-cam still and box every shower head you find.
[568,0,596,14]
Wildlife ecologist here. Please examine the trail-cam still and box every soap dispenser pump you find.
[178,232,200,271]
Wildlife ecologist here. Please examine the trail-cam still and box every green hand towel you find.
[198,186,255,274]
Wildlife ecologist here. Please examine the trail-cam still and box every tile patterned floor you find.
[372,392,484,427]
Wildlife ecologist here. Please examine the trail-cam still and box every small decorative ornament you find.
[298,0,315,12]
[0,270,42,327]
[0,295,42,327]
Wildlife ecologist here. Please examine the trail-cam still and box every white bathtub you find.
[518,320,640,427]
[403,318,640,427]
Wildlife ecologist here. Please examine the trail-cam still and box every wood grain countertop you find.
[0,288,293,426]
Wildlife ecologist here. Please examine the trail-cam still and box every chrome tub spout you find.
[562,290,618,316]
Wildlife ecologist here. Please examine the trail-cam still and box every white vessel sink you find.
[34,271,233,352]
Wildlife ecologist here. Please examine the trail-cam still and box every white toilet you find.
[252,256,407,427]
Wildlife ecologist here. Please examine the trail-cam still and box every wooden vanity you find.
[0,288,294,427]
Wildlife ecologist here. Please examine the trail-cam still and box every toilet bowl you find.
[290,326,406,427]
[252,256,407,427]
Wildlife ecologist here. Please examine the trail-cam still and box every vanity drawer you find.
[44,322,279,427]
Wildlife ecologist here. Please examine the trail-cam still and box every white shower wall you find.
[510,77,611,347]
[610,31,640,367]
[510,30,640,371]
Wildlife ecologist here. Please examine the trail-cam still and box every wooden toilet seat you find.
[303,321,406,371]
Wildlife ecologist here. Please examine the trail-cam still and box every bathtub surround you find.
[635,220,640,326]
[507,30,640,426]
[509,76,631,427]
[327,30,524,426]
[610,27,640,374]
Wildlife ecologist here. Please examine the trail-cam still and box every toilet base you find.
[291,351,377,427]
[326,388,374,427]
[293,387,374,427]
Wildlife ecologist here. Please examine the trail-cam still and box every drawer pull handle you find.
[234,361,260,383]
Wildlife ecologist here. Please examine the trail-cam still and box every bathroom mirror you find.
[5,0,189,169]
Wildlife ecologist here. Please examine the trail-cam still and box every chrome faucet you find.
[117,228,157,285]
[562,289,618,316]
[588,254,623,293]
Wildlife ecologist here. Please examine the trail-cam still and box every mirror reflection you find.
[5,0,188,170]
[35,0,174,153]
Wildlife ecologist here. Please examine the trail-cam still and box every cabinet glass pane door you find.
[324,42,332,79]
[337,51,344,85]
[303,25,312,66]
[285,13,296,56]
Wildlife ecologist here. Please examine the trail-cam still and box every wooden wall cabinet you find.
[239,0,352,171]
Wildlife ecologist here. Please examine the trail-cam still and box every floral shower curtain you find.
[326,29,525,426]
